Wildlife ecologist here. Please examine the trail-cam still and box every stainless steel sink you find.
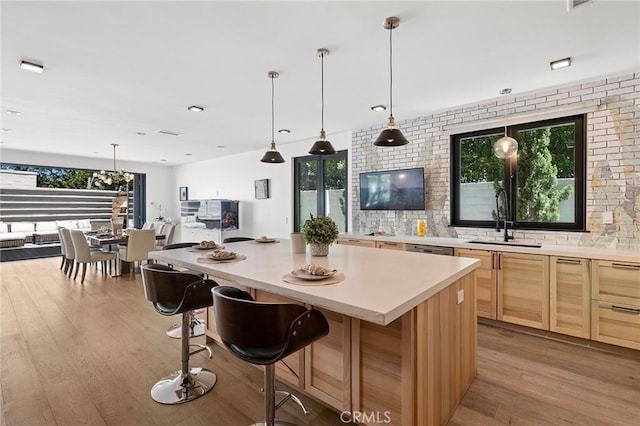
[467,239,542,248]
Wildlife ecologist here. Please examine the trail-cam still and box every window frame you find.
[293,150,348,232]
[450,114,586,231]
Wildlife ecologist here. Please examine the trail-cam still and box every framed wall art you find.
[254,179,269,199]
[179,186,188,201]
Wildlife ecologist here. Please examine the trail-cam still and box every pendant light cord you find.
[389,23,394,119]
[321,51,325,132]
[271,74,275,143]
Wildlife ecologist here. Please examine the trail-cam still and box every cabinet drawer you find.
[375,241,406,251]
[592,260,640,305]
[591,300,640,350]
[336,238,376,248]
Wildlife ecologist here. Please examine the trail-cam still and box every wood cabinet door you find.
[497,252,550,330]
[455,248,496,319]
[550,256,591,338]
[336,237,376,248]
[375,241,406,251]
[304,308,351,411]
[592,260,640,306]
[591,300,640,350]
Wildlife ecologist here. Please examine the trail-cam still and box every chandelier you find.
[93,143,133,191]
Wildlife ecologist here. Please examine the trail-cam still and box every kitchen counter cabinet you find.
[455,248,497,320]
[498,252,550,330]
[336,237,376,248]
[591,260,640,349]
[375,240,406,251]
[550,256,591,338]
[151,241,479,425]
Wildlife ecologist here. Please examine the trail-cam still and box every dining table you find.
[86,232,165,276]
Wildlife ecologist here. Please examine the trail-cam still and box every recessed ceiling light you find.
[278,129,291,134]
[1,128,12,132]
[158,129,181,136]
[216,145,225,149]
[136,132,146,136]
[160,159,167,162]
[550,57,571,70]
[187,105,204,112]
[20,60,44,73]
[371,105,387,112]
[6,110,21,115]
[185,153,192,156]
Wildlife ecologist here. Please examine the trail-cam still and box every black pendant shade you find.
[309,48,336,156]
[260,71,285,164]
[309,130,336,155]
[374,117,409,146]
[375,16,408,148]
[261,142,285,163]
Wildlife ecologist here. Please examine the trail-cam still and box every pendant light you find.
[260,71,285,163]
[374,16,408,147]
[493,88,519,159]
[309,48,336,155]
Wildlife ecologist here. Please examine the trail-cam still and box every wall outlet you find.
[602,211,613,224]
[457,289,464,304]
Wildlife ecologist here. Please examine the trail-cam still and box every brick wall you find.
[351,72,640,249]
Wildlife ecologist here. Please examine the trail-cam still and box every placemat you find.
[197,254,247,264]
[250,240,280,244]
[282,272,345,286]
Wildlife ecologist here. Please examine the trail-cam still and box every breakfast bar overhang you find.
[150,241,480,425]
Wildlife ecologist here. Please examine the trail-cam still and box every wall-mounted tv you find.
[359,167,425,210]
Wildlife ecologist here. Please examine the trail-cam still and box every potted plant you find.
[301,214,339,256]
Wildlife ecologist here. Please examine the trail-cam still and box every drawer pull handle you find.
[612,262,640,270]
[611,305,640,315]
[557,258,581,264]
[385,243,397,246]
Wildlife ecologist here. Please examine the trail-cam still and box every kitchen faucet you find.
[495,187,514,242]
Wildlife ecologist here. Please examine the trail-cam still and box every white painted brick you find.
[607,86,636,96]
[557,96,581,106]
[607,73,636,83]
[582,92,606,101]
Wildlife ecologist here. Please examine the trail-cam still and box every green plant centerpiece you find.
[301,214,339,257]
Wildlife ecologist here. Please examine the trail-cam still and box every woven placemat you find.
[197,254,247,264]
[187,246,224,252]
[282,272,345,286]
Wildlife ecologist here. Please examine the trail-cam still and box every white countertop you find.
[149,240,479,326]
[340,233,640,263]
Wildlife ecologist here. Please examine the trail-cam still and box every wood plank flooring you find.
[1,257,639,425]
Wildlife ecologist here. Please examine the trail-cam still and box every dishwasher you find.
[405,243,454,256]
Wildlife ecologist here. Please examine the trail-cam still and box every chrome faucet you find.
[495,187,514,242]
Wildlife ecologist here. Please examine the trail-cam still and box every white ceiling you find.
[1,0,639,166]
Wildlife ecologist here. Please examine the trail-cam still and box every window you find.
[451,115,585,231]
[293,151,348,232]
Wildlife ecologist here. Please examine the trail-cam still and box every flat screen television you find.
[359,167,425,210]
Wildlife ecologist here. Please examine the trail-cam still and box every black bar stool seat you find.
[212,286,329,425]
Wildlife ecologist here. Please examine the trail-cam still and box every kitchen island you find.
[150,240,479,425]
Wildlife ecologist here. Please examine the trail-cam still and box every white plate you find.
[209,252,236,261]
[291,269,336,281]
[256,238,276,243]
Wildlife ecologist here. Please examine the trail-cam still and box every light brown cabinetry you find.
[455,248,497,319]
[497,252,549,330]
[375,241,406,251]
[591,260,640,350]
[550,256,590,338]
[336,237,376,248]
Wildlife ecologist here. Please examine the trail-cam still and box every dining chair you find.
[119,229,156,277]
[57,226,67,271]
[156,224,176,248]
[59,228,76,277]
[141,222,155,230]
[70,229,117,283]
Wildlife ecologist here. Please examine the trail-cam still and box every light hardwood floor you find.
[1,257,639,425]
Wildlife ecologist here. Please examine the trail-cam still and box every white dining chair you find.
[119,229,156,277]
[70,230,117,283]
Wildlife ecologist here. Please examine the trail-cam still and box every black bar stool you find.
[212,286,329,425]
[141,264,218,404]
